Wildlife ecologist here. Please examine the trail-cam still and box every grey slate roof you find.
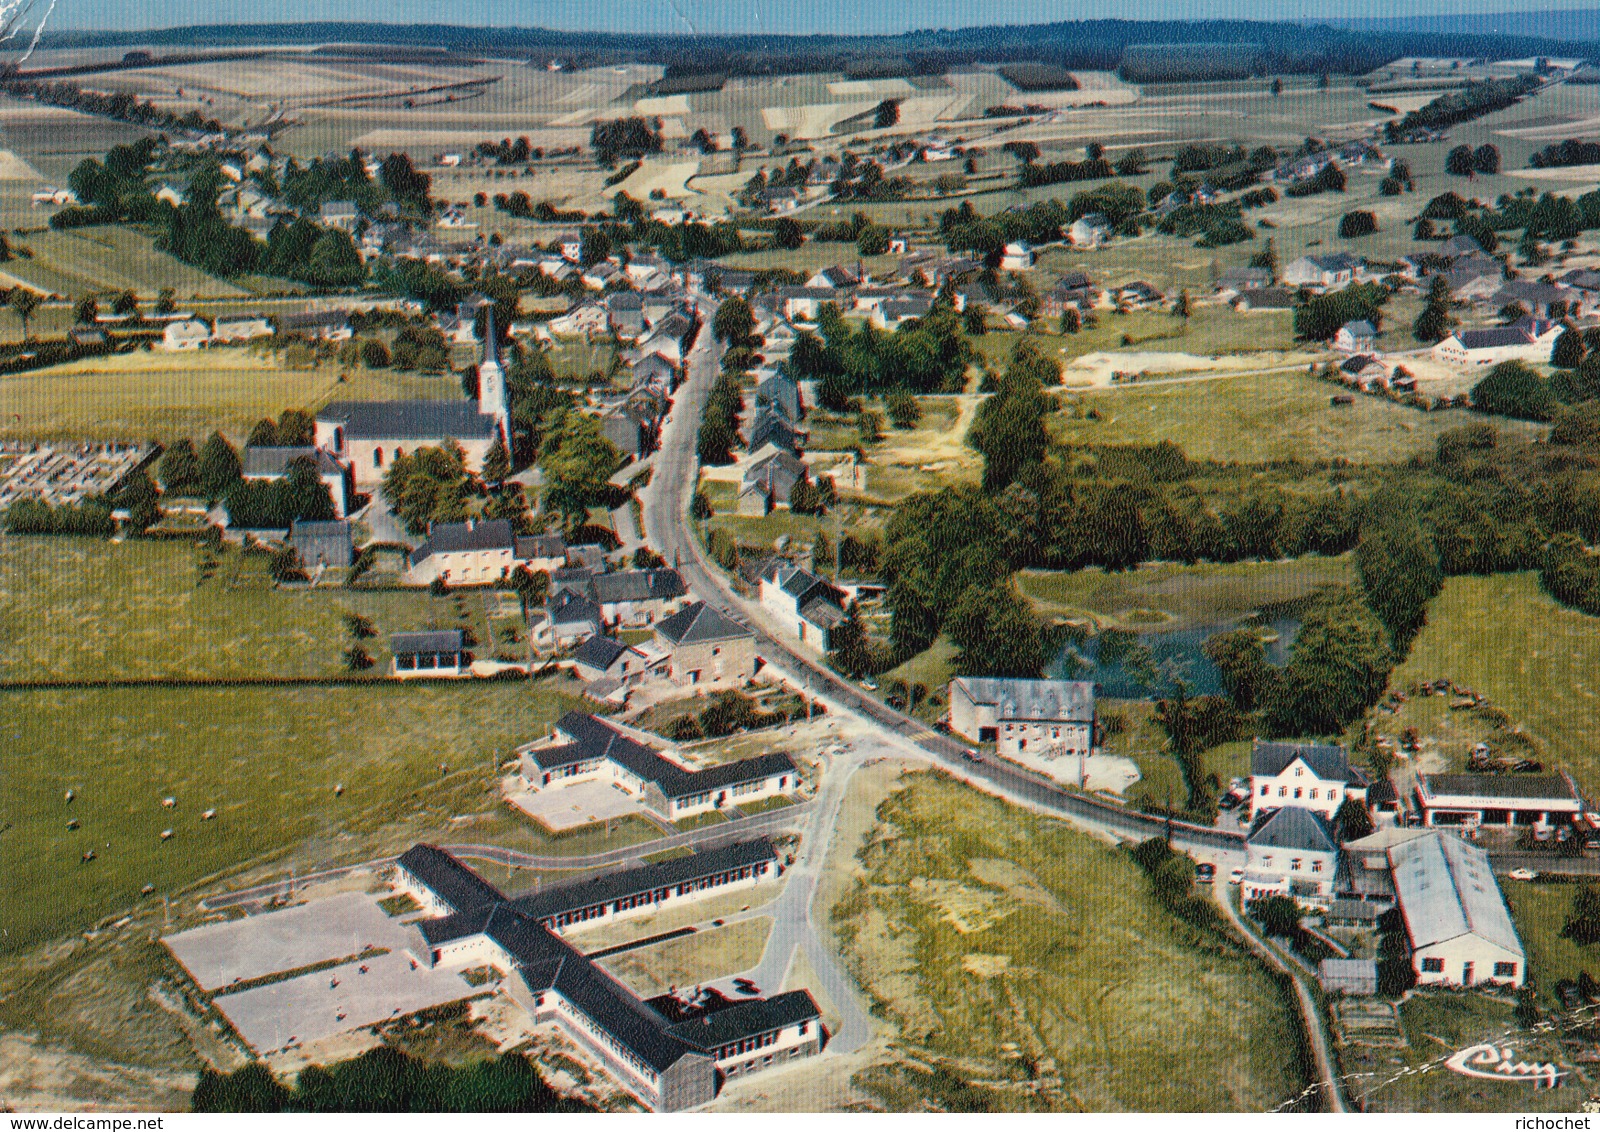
[411,519,514,565]
[242,446,345,477]
[572,635,628,670]
[391,630,465,656]
[743,451,807,499]
[667,989,820,1050]
[952,677,1095,723]
[514,533,567,561]
[549,589,602,627]
[592,568,686,605]
[289,519,353,567]
[1247,805,1339,853]
[1251,739,1351,781]
[318,399,497,441]
[531,712,796,801]
[1419,773,1581,803]
[1391,831,1522,955]
[395,843,505,914]
[509,839,777,923]
[1454,327,1533,350]
[655,601,752,646]
[756,374,802,423]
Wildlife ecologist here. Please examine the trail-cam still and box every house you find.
[548,588,603,645]
[211,315,273,343]
[1443,261,1505,302]
[1388,830,1526,987]
[1493,281,1585,320]
[1242,805,1340,906]
[778,286,843,323]
[289,518,354,568]
[807,265,862,290]
[1113,281,1164,309]
[1337,140,1388,168]
[636,309,699,364]
[631,352,678,393]
[241,446,354,518]
[870,293,933,329]
[154,182,185,207]
[1281,253,1360,290]
[30,186,77,205]
[1413,772,1584,831]
[1068,214,1112,249]
[1043,272,1097,316]
[1318,958,1378,997]
[582,260,622,290]
[514,532,568,575]
[1000,239,1036,269]
[516,712,798,821]
[1230,286,1297,311]
[554,231,583,261]
[316,319,510,486]
[758,186,802,214]
[591,568,689,627]
[160,319,211,351]
[571,635,654,684]
[406,519,517,586]
[1432,325,1557,367]
[1339,354,1392,389]
[748,410,805,456]
[755,373,803,423]
[1439,233,1485,259]
[947,677,1095,761]
[1333,319,1378,353]
[653,601,757,686]
[391,630,469,678]
[1273,151,1333,184]
[1250,739,1365,820]
[606,290,647,337]
[549,301,609,338]
[276,309,354,341]
[758,561,847,651]
[319,201,360,231]
[389,840,819,1110]
[68,326,107,348]
[739,450,809,516]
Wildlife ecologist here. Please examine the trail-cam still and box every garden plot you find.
[1062,350,1297,388]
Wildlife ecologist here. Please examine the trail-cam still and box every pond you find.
[1047,616,1299,699]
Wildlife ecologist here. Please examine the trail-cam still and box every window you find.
[1311,860,1324,873]
[1278,786,1287,797]
[1494,962,1518,978]
[1294,788,1302,799]
[1291,858,1302,871]
[1295,766,1303,777]
[1262,855,1273,867]
[1329,790,1338,804]
[1421,957,1444,973]
[1310,789,1319,800]
[1261,785,1269,796]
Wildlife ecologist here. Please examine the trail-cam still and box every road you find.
[643,294,1245,863]
[198,801,813,911]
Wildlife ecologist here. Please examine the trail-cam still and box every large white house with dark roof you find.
[758,561,847,651]
[1250,739,1367,820]
[948,677,1096,760]
[1242,805,1340,905]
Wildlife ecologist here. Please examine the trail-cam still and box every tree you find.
[539,411,620,529]
[1473,144,1501,175]
[711,295,755,345]
[1553,327,1586,369]
[1446,145,1476,176]
[1338,210,1378,238]
[856,223,891,257]
[1413,217,1436,241]
[155,287,176,315]
[1249,895,1302,939]
[247,418,279,448]
[1202,628,1275,711]
[968,339,1055,491]
[1271,77,1283,95]
[772,217,804,250]
[690,489,714,520]
[73,294,98,325]
[1413,275,1457,344]
[1335,795,1375,841]
[945,582,1045,678]
[963,302,988,335]
[1264,587,1392,737]
[197,431,241,498]
[481,436,511,486]
[360,338,391,368]
[857,408,883,445]
[9,287,40,339]
[1174,289,1192,319]
[1564,885,1600,945]
[1472,361,1553,421]
[886,391,921,430]
[874,99,900,129]
[829,601,876,677]
[157,437,201,495]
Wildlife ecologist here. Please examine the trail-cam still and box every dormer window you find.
[1295,766,1304,777]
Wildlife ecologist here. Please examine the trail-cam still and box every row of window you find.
[1418,957,1518,978]
[543,866,766,928]
[1257,855,1325,873]
[1261,784,1340,804]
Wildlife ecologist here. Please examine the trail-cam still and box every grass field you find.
[1503,881,1600,1009]
[1017,556,1354,632]
[596,918,770,997]
[0,537,495,682]
[0,679,586,954]
[9,227,249,302]
[1388,573,1600,789]
[831,772,1306,1110]
[1047,371,1549,464]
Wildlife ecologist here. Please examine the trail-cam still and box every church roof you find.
[318,400,497,441]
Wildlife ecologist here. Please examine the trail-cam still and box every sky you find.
[40,0,1600,34]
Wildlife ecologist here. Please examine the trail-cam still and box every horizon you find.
[39,0,1600,35]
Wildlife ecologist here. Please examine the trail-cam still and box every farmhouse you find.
[211,315,273,343]
[515,712,798,820]
[1043,272,1097,316]
[241,446,354,518]
[316,315,510,486]
[1281,253,1360,291]
[947,676,1095,759]
[1413,772,1584,831]
[1388,830,1526,988]
[571,635,656,685]
[1250,739,1366,820]
[739,450,809,515]
[1333,320,1378,354]
[547,589,603,645]
[1242,805,1340,906]
[653,600,758,686]
[748,409,805,456]
[1217,266,1273,293]
[591,568,689,627]
[758,561,847,651]
[391,630,469,679]
[160,319,211,351]
[406,518,518,586]
[1231,286,1296,311]
[1339,354,1393,389]
[1000,239,1037,269]
[277,309,354,341]
[807,264,863,289]
[1067,215,1112,249]
[390,842,821,1109]
[1431,325,1557,367]
[870,293,933,329]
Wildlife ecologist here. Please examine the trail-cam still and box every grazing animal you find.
[334,783,345,796]
[64,789,75,803]
[201,809,216,821]
[162,797,176,809]
[160,828,174,840]
[140,884,155,895]
[82,850,96,862]
[66,818,79,831]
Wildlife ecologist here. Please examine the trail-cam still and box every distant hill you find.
[1319,9,1600,46]
[30,18,1600,79]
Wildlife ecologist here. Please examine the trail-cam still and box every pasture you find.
[830,772,1306,1110]
[14,226,250,301]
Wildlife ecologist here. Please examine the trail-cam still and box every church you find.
[316,312,511,488]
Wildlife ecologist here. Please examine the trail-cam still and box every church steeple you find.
[477,305,510,442]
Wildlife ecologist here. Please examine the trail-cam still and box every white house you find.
[948,676,1095,760]
[1388,830,1527,988]
[1242,805,1340,906]
[1413,772,1584,832]
[160,319,212,351]
[758,561,847,651]
[406,518,518,586]
[1000,240,1036,269]
[1332,319,1378,354]
[1281,253,1360,291]
[1068,214,1112,249]
[211,315,274,344]
[1432,325,1558,367]
[1250,739,1365,820]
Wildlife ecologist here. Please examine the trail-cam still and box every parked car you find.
[859,679,879,691]
[1509,867,1539,881]
[962,748,982,763]
[1229,868,1244,885]
[1218,794,1240,811]
[1195,863,1216,884]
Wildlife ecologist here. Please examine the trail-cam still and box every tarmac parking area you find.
[163,891,409,991]
[506,778,646,832]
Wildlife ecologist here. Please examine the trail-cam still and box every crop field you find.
[0,536,498,683]
[1017,556,1354,632]
[0,350,343,442]
[12,227,250,301]
[830,772,1306,1110]
[1387,572,1600,791]
[1046,370,1548,464]
[0,678,585,954]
